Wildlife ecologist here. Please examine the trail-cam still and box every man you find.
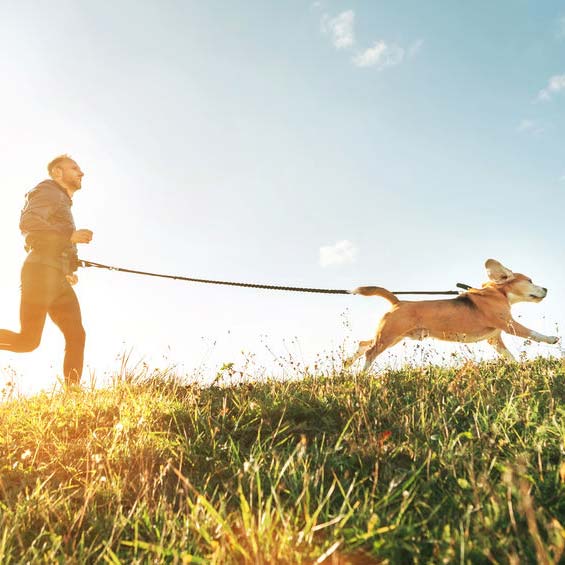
[0,155,93,388]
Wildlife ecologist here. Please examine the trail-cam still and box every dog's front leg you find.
[504,319,560,345]
[487,334,515,360]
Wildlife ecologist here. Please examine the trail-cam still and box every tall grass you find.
[1,357,565,563]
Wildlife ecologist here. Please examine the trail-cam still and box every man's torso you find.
[20,180,78,274]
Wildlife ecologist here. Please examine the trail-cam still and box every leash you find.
[79,259,468,297]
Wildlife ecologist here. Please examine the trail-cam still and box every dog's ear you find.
[485,259,514,283]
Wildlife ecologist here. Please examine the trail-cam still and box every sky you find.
[0,0,564,395]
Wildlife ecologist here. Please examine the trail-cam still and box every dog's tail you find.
[352,286,400,305]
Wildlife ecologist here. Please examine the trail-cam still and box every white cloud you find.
[407,39,424,58]
[517,119,534,132]
[537,74,565,101]
[352,40,404,69]
[319,11,415,71]
[516,119,544,135]
[319,240,358,267]
[321,10,355,49]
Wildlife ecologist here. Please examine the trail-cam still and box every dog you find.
[345,259,560,371]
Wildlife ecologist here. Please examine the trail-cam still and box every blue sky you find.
[1,1,564,393]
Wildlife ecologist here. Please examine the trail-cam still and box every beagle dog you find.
[345,259,559,371]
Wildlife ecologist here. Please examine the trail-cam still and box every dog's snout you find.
[538,287,548,298]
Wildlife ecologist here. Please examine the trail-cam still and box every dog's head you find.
[485,259,547,304]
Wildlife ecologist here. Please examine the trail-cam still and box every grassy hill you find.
[1,358,565,563]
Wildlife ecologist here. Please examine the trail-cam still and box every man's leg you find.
[0,263,50,353]
[0,302,47,353]
[48,283,85,387]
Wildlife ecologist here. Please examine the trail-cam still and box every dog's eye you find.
[527,278,533,283]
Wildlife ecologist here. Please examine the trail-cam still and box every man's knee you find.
[17,335,42,353]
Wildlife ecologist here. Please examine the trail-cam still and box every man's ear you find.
[49,166,62,181]
[485,259,514,283]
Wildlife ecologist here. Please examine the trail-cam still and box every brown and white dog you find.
[345,259,560,371]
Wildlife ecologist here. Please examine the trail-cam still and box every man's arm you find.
[20,189,62,234]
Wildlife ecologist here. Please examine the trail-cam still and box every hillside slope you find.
[1,358,565,563]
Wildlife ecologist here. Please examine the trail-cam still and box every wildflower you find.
[114,422,124,432]
[377,430,392,447]
[243,457,257,473]
[297,434,307,458]
[21,449,32,461]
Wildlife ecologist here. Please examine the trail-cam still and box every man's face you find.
[56,159,84,191]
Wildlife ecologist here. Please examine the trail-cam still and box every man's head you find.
[47,154,84,195]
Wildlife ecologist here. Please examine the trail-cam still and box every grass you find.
[1,356,565,563]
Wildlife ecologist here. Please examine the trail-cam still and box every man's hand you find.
[66,274,79,286]
[70,229,93,244]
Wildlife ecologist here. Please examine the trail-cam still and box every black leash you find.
[79,259,469,297]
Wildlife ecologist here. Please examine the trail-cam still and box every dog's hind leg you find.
[344,340,373,368]
[362,336,403,372]
[362,312,409,372]
[362,329,406,372]
[487,333,515,361]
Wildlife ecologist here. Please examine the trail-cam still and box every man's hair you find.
[47,154,73,178]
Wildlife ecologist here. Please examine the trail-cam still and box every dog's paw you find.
[547,335,560,345]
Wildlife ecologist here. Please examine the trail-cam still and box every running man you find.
[0,155,93,388]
